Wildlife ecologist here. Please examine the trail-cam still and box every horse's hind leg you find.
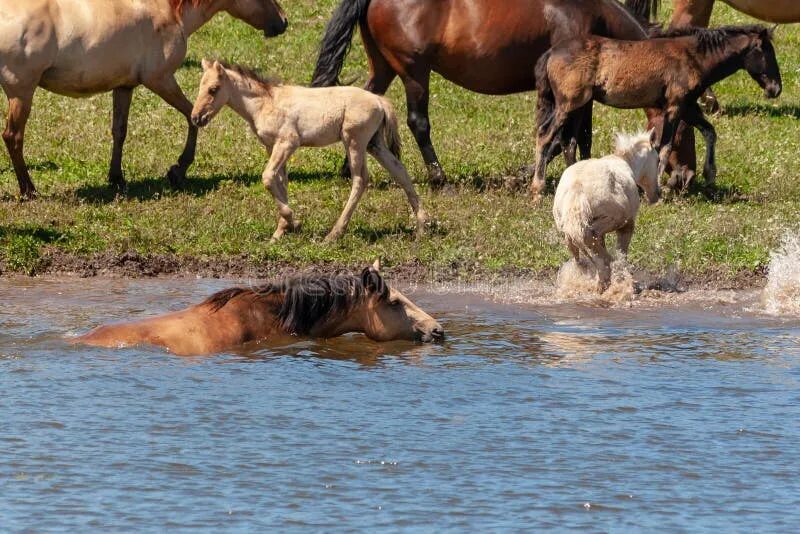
[531,106,570,200]
[262,140,299,242]
[368,141,427,236]
[108,87,134,190]
[616,221,635,256]
[586,233,613,291]
[144,75,198,188]
[326,143,369,242]
[577,102,593,160]
[401,70,446,189]
[2,87,37,199]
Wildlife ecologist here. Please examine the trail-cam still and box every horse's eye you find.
[389,299,401,307]
[209,86,219,95]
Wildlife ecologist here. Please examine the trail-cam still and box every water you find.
[2,276,800,531]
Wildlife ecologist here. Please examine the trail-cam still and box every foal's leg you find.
[683,103,717,186]
[401,70,446,189]
[586,232,613,291]
[655,106,683,180]
[616,221,635,257]
[531,107,571,200]
[262,140,299,242]
[108,87,134,190]
[143,75,198,188]
[368,142,428,235]
[325,142,370,242]
[2,88,37,199]
[577,102,593,160]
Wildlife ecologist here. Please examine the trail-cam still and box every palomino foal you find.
[0,0,287,198]
[553,131,659,290]
[191,60,427,242]
[73,261,445,355]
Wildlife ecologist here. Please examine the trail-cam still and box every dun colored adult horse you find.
[668,0,800,27]
[533,25,781,196]
[311,0,669,189]
[73,261,445,355]
[0,0,287,199]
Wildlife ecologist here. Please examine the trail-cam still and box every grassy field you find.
[0,1,798,281]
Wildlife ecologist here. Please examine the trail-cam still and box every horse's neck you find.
[226,80,274,131]
[309,301,368,338]
[695,36,750,90]
[176,2,224,36]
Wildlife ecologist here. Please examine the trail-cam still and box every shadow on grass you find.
[73,168,341,204]
[722,103,800,119]
[0,225,64,244]
[351,225,415,243]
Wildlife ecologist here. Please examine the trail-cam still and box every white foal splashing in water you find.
[553,131,660,290]
[191,60,427,242]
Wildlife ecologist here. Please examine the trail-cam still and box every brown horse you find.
[73,262,445,356]
[311,0,681,188]
[533,25,781,197]
[0,0,287,199]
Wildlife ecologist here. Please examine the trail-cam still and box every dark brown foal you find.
[533,25,781,199]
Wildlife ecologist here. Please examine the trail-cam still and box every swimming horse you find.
[73,261,445,355]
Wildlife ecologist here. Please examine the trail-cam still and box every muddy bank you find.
[0,247,767,291]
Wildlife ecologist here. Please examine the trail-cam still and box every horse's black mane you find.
[203,273,371,335]
[215,60,281,89]
[650,24,771,54]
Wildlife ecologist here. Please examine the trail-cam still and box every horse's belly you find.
[39,65,138,96]
[433,52,542,95]
[722,0,800,23]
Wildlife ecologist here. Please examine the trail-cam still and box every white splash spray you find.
[762,232,800,316]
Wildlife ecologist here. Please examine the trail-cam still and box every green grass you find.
[1,1,799,280]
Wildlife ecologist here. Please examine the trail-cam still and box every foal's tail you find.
[376,96,402,160]
[559,190,593,256]
[311,0,372,87]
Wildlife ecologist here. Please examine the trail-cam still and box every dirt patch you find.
[0,247,766,291]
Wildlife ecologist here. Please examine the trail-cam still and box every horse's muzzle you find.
[764,82,782,99]
[264,17,288,37]
[418,326,445,343]
[191,113,210,128]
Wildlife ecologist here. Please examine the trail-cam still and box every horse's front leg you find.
[655,106,682,180]
[683,103,717,186]
[108,87,134,190]
[577,101,593,160]
[262,140,299,242]
[402,71,446,189]
[2,89,37,199]
[144,75,197,188]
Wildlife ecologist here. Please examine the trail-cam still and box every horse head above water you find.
[73,261,444,356]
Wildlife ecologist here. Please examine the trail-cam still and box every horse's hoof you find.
[427,164,447,190]
[19,190,38,202]
[531,193,544,207]
[166,165,187,189]
[703,167,717,186]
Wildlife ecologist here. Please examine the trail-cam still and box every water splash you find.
[762,233,800,316]
[555,258,635,305]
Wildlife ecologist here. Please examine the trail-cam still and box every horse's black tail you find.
[534,50,555,134]
[624,0,660,24]
[311,0,372,87]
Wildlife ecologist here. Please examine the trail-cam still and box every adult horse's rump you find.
[311,0,662,189]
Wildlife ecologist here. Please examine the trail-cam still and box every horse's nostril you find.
[431,327,445,340]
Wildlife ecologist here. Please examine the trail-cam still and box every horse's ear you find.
[647,128,658,145]
[212,60,225,75]
[201,58,212,70]
[361,266,388,300]
[372,258,382,272]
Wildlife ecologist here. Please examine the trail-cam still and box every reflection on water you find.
[2,276,800,530]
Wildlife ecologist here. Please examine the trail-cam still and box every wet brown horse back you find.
[311,0,694,187]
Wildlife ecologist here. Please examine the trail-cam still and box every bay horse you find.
[310,0,688,189]
[0,0,287,199]
[553,130,659,290]
[533,25,781,197]
[73,261,445,355]
[191,60,427,243]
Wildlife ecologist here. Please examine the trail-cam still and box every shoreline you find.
[0,247,767,291]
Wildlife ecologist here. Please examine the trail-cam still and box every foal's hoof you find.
[19,189,38,202]
[166,165,187,189]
